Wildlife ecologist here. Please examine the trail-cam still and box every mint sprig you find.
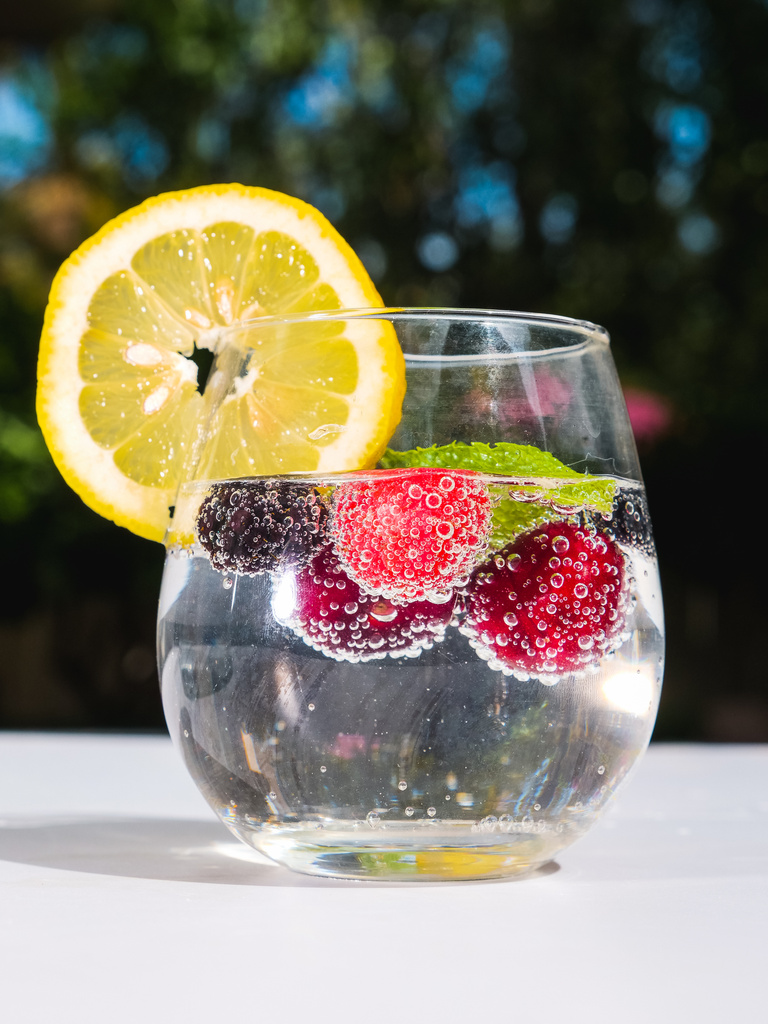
[380,442,616,546]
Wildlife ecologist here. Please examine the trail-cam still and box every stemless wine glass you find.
[157,309,664,881]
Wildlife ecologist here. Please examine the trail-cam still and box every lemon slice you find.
[37,184,404,542]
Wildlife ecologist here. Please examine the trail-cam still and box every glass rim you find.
[220,306,611,345]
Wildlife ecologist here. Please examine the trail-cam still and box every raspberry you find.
[275,544,456,662]
[196,481,327,575]
[460,520,629,680]
[330,469,493,602]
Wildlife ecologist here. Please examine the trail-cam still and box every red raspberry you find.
[460,520,629,680]
[274,544,457,662]
[330,469,493,602]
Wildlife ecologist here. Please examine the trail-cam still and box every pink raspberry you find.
[460,520,629,680]
[330,469,493,602]
[275,544,456,662]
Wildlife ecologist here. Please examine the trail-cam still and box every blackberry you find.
[608,489,656,559]
[196,482,328,575]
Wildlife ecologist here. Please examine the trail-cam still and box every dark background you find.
[1,0,766,738]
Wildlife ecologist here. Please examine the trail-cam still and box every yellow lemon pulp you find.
[37,185,404,542]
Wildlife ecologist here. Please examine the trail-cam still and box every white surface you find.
[0,733,765,1022]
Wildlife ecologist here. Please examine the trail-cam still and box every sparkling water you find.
[157,473,663,880]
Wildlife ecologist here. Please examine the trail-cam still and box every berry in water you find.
[330,469,493,602]
[461,520,629,680]
[610,490,656,559]
[274,544,456,662]
[196,482,327,575]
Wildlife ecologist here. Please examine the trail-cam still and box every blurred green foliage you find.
[1,0,767,734]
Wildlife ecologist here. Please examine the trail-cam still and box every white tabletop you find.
[0,733,765,1023]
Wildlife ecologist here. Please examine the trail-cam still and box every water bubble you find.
[427,806,436,817]
[223,577,233,590]
[268,790,277,799]
[574,583,589,599]
[551,573,564,589]
[405,806,414,817]
[366,811,381,829]
[597,765,606,775]
[553,535,570,555]
[398,780,408,791]
[370,601,398,623]
[307,702,315,711]
[183,729,189,738]
[320,765,327,773]
[507,553,521,570]
[533,803,541,811]
[503,612,518,627]
[445,794,451,800]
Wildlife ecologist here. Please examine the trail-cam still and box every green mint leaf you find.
[488,492,556,548]
[380,442,616,546]
[381,441,578,477]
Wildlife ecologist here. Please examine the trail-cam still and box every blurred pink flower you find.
[329,733,367,759]
[623,386,674,445]
[458,370,573,429]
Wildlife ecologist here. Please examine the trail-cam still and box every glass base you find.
[229,820,575,881]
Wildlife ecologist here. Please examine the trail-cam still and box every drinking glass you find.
[157,309,664,881]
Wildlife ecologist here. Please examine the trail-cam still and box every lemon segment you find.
[37,184,404,542]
